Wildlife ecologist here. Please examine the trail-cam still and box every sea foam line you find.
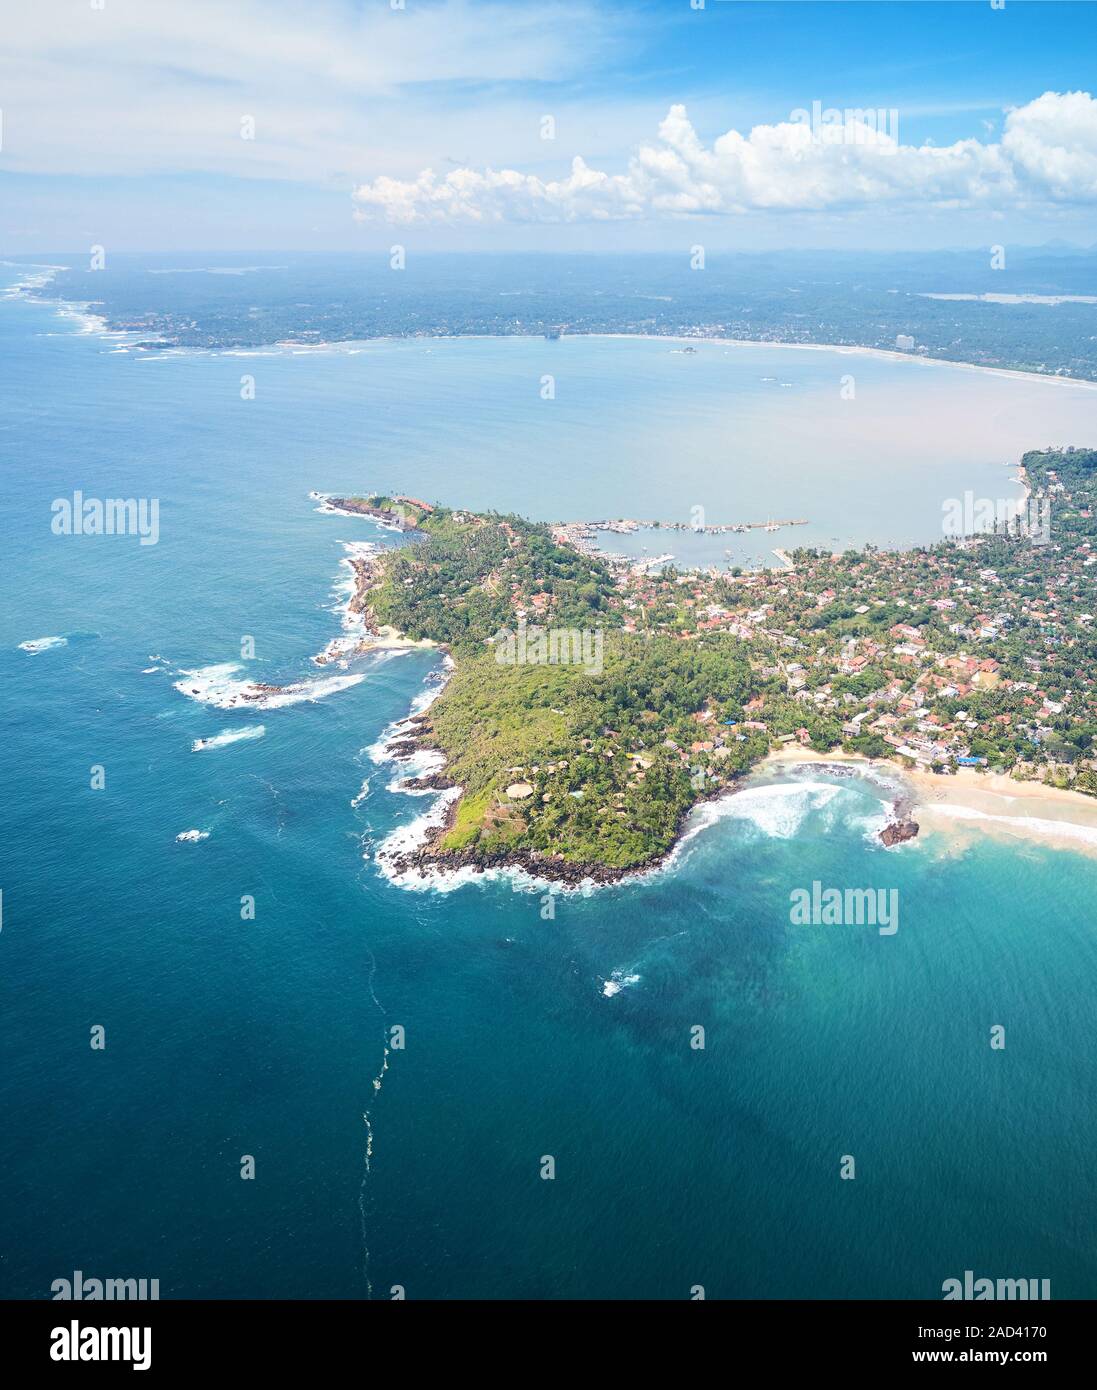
[923,801,1097,848]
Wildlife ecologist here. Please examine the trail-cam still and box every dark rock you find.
[880,817,919,846]
[399,773,456,792]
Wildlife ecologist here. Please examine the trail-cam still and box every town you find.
[551,446,1097,794]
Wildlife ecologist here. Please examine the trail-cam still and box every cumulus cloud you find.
[1001,90,1097,199]
[352,92,1097,224]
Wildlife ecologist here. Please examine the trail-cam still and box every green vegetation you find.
[365,447,1097,874]
[360,499,767,868]
[364,501,618,650]
[427,637,766,868]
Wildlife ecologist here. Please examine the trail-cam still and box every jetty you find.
[559,516,809,538]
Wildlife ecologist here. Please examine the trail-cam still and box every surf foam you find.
[174,662,364,710]
[18,636,67,654]
[923,801,1097,849]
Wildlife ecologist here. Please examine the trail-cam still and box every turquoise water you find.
[2,269,1096,1299]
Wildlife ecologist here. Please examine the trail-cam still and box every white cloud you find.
[0,0,616,182]
[1001,90,1097,200]
[352,93,1097,224]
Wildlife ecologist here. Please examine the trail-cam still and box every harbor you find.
[553,515,810,575]
[562,516,810,537]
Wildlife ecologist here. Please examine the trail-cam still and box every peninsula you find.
[341,448,1097,883]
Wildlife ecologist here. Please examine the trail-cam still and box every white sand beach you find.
[764,745,1097,858]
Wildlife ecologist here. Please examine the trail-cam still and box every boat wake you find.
[191,725,267,751]
[18,635,67,654]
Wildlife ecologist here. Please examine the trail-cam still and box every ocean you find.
[2,263,1096,1300]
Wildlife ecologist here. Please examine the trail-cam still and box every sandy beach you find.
[595,332,1097,392]
[765,745,1097,858]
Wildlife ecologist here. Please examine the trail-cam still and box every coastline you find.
[374,729,916,893]
[593,332,1097,391]
[313,524,439,666]
[5,263,1097,391]
[377,736,1097,895]
[366,541,1097,890]
[765,745,1097,858]
[11,266,1088,879]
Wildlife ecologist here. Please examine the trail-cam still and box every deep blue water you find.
[2,267,1096,1300]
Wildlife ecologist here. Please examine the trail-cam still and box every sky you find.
[1,0,1096,253]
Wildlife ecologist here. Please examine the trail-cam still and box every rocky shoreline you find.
[328,496,420,531]
[379,731,921,890]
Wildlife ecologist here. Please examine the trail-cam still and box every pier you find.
[561,516,810,537]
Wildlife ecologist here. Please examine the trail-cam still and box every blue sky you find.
[1,1,1095,253]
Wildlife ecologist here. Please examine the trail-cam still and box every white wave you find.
[0,262,66,295]
[238,672,366,710]
[175,829,209,843]
[174,662,364,710]
[602,970,641,998]
[18,635,67,654]
[311,494,394,522]
[192,725,266,752]
[148,265,287,276]
[375,841,573,896]
[312,540,388,665]
[341,540,382,560]
[685,780,844,845]
[314,500,362,517]
[313,634,363,666]
[373,785,464,890]
[351,777,372,808]
[59,306,106,334]
[857,803,893,844]
[379,858,484,894]
[375,771,877,898]
[386,747,448,792]
[367,670,452,764]
[923,802,1097,848]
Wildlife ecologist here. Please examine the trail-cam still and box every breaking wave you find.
[925,802,1097,849]
[602,970,641,998]
[174,662,364,710]
[681,780,845,845]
